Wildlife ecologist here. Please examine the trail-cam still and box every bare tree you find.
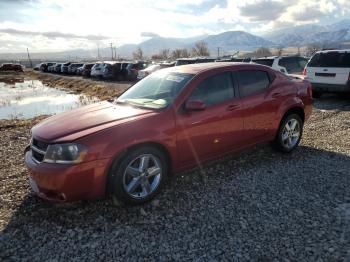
[151,54,163,60]
[306,44,321,57]
[254,47,272,58]
[132,47,143,60]
[277,46,283,56]
[172,48,190,59]
[191,41,210,57]
[159,48,170,60]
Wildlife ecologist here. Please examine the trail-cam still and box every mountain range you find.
[1,19,350,60]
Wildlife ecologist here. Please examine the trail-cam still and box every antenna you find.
[27,48,33,68]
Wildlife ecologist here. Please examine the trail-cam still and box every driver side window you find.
[188,72,234,106]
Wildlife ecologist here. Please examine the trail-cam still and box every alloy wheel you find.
[122,154,162,199]
[281,118,300,150]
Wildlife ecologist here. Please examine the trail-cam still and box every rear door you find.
[235,69,282,142]
[306,51,350,85]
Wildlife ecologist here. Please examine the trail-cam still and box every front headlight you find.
[43,143,87,164]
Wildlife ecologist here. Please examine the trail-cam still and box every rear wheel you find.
[273,114,303,153]
[108,146,168,205]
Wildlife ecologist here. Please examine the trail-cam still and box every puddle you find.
[0,79,99,119]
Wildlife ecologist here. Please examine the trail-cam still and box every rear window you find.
[253,59,274,67]
[308,52,350,68]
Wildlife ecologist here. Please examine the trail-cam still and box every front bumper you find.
[25,150,110,202]
[311,82,350,93]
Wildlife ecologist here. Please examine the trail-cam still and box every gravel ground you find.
[0,95,349,261]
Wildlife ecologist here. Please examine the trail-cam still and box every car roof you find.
[165,62,268,74]
[316,49,350,54]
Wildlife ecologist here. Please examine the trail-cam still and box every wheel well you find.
[106,142,172,196]
[111,142,172,174]
[283,107,305,123]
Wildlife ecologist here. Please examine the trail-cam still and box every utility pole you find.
[97,44,100,60]
[110,43,114,60]
[26,48,33,68]
[217,47,220,58]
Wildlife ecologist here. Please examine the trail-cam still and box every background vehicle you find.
[125,62,148,81]
[252,56,309,75]
[215,58,252,62]
[67,63,84,74]
[54,63,63,73]
[61,62,72,74]
[136,63,174,80]
[39,62,56,72]
[90,62,105,78]
[25,63,312,205]
[81,63,95,77]
[33,64,40,71]
[102,62,128,80]
[137,64,161,80]
[0,63,24,72]
[303,49,350,97]
[175,57,215,66]
[47,63,57,72]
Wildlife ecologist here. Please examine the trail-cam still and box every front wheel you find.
[108,147,168,205]
[273,114,303,153]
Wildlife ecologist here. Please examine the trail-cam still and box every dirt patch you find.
[24,70,132,100]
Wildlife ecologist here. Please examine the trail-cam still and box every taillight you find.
[302,68,306,75]
[348,72,350,81]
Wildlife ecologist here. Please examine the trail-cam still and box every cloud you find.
[240,0,290,21]
[0,28,109,40]
[140,32,160,38]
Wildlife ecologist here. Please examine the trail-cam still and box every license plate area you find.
[315,73,336,77]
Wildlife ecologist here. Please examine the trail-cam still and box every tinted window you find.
[189,72,234,106]
[279,57,302,73]
[237,70,270,97]
[297,57,309,69]
[308,52,350,68]
[253,59,274,67]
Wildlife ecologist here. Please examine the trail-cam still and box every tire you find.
[312,91,322,98]
[108,146,168,205]
[273,114,303,153]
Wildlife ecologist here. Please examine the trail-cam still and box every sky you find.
[0,0,349,53]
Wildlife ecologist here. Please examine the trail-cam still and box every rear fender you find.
[275,97,305,130]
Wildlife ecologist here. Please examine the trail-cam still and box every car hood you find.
[32,101,155,142]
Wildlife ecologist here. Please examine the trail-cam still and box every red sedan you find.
[25,63,313,204]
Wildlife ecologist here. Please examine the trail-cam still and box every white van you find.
[304,50,350,97]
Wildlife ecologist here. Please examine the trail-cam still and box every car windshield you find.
[117,71,194,109]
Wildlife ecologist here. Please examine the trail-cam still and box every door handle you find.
[272,92,281,98]
[226,104,239,111]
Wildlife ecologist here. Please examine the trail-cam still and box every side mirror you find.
[185,100,206,111]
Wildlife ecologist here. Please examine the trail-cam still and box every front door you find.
[176,71,244,166]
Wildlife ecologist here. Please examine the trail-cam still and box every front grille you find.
[32,150,45,162]
[32,138,48,151]
[31,138,48,163]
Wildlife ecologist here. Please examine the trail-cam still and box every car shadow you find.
[313,93,350,111]
[1,144,350,260]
